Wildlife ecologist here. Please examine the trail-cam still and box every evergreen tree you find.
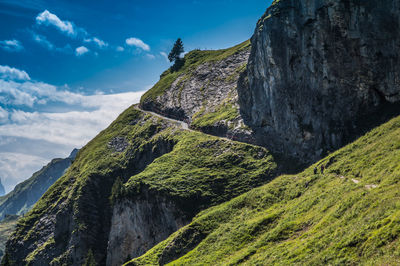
[168,38,185,71]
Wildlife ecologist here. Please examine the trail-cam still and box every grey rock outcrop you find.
[106,192,188,266]
[240,0,400,162]
[141,44,255,142]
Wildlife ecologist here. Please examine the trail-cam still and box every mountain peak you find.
[68,148,79,160]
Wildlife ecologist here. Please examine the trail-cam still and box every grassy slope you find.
[8,104,279,263]
[124,129,277,215]
[128,114,400,265]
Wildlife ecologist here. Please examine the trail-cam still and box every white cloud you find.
[116,46,124,52]
[33,33,54,50]
[36,10,75,36]
[146,54,156,59]
[0,65,30,81]
[75,46,89,56]
[126,37,150,51]
[160,52,169,62]
[0,78,89,107]
[0,39,23,52]
[0,152,49,192]
[84,37,108,48]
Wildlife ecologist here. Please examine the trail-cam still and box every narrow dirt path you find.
[134,105,192,131]
[134,105,232,141]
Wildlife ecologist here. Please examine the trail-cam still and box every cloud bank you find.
[0,65,146,192]
[0,65,30,81]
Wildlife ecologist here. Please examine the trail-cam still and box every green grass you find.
[127,114,400,265]
[191,102,239,129]
[140,40,250,104]
[124,130,277,215]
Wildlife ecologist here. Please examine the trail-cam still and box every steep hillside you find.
[140,41,256,144]
[128,112,400,265]
[0,149,78,220]
[4,106,279,265]
[0,215,18,259]
[239,0,400,162]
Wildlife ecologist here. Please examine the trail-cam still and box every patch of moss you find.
[191,101,239,129]
[25,237,55,264]
[128,114,400,265]
[140,40,250,104]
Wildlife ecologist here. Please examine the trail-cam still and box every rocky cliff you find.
[239,0,400,162]
[0,149,78,221]
[140,41,255,143]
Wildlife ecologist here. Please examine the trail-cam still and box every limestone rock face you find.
[240,0,400,162]
[106,193,188,266]
[141,45,255,142]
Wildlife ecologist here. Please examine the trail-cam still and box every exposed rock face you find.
[239,0,400,162]
[141,44,255,142]
[142,48,249,120]
[0,149,78,220]
[107,192,188,266]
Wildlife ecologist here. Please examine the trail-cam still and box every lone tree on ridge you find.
[168,38,185,71]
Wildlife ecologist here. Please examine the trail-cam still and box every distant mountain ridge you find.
[0,180,5,197]
[0,149,78,221]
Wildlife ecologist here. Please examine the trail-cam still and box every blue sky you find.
[0,0,272,192]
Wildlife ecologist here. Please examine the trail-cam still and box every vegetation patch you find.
[191,101,239,129]
[128,114,400,265]
[123,129,277,215]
